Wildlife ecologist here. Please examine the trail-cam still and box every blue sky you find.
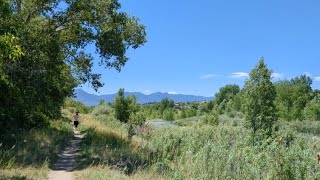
[81,0,320,97]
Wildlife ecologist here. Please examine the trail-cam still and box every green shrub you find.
[304,96,320,121]
[92,104,113,116]
[203,111,218,126]
[26,111,50,128]
[162,109,175,121]
[64,98,92,114]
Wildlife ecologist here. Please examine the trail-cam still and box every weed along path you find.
[48,130,83,180]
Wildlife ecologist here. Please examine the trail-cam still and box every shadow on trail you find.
[75,127,150,175]
[49,131,82,172]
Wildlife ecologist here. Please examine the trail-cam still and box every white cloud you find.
[230,72,249,78]
[271,72,284,79]
[143,90,152,95]
[229,72,284,79]
[304,72,312,77]
[314,76,320,82]
[168,91,177,94]
[200,74,221,79]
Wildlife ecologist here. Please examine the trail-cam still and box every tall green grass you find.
[77,113,320,179]
[75,115,152,175]
[148,125,320,179]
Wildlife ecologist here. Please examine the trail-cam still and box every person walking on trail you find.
[73,112,80,129]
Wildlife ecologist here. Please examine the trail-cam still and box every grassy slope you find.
[0,118,74,179]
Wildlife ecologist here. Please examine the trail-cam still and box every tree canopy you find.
[214,84,240,105]
[274,75,312,121]
[0,0,146,132]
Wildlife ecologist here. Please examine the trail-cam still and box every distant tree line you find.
[72,57,319,143]
[206,58,318,142]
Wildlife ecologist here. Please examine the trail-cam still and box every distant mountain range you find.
[73,89,213,106]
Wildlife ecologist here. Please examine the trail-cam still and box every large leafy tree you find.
[0,0,146,132]
[243,58,277,142]
[274,75,312,121]
[214,84,240,105]
[214,84,240,113]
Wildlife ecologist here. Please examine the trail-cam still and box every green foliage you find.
[142,98,182,121]
[227,90,244,112]
[92,103,113,116]
[0,33,24,61]
[179,108,187,119]
[197,103,209,115]
[215,84,240,105]
[243,58,277,140]
[162,108,175,121]
[147,121,320,179]
[183,107,197,118]
[79,127,148,175]
[114,88,146,139]
[129,111,146,126]
[63,98,92,114]
[206,84,241,115]
[0,119,73,179]
[0,1,11,18]
[203,111,219,126]
[206,100,215,111]
[128,111,147,140]
[174,116,204,126]
[304,95,320,121]
[0,0,146,134]
[275,75,312,121]
[114,88,131,123]
[160,98,174,113]
[74,111,320,179]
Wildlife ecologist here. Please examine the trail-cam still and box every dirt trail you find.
[48,130,83,180]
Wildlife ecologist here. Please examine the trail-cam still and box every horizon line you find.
[75,88,214,97]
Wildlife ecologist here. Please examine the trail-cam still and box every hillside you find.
[73,89,213,106]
